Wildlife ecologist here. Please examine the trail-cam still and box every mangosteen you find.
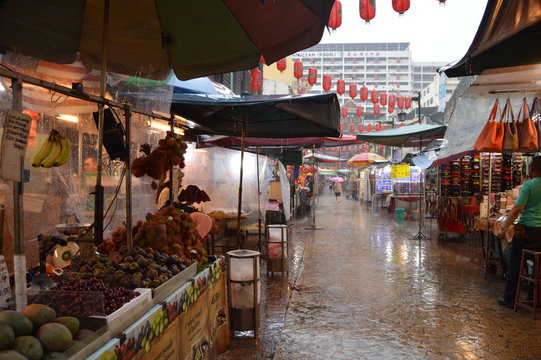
[123,255,134,263]
[146,269,158,280]
[137,257,149,268]
[119,245,128,254]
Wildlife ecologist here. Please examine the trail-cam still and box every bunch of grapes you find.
[131,133,187,180]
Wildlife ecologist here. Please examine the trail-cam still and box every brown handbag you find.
[502,98,519,152]
[530,96,541,150]
[518,97,539,152]
[474,99,504,152]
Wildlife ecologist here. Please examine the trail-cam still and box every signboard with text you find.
[391,164,410,179]
[1,110,31,182]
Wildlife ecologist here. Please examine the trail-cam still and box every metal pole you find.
[169,117,175,205]
[124,103,133,248]
[305,145,323,230]
[253,254,260,345]
[484,154,493,279]
[256,147,262,252]
[12,76,26,310]
[94,0,110,244]
[236,123,247,248]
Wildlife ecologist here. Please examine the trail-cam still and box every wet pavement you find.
[220,192,541,360]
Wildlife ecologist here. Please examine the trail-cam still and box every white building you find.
[420,73,460,112]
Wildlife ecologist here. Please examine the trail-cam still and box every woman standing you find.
[333,182,343,204]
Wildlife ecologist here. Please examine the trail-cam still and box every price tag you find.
[391,164,410,179]
[0,256,12,304]
[1,110,31,182]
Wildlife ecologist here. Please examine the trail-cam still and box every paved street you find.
[221,191,541,360]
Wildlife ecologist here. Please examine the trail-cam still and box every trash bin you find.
[227,250,260,340]
[266,224,288,276]
[395,208,406,222]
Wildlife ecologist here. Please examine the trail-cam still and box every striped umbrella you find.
[346,153,386,167]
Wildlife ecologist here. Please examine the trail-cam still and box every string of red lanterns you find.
[250,68,262,92]
[349,83,358,99]
[308,67,318,85]
[322,75,332,91]
[293,61,303,79]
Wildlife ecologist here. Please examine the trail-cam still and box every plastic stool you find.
[514,249,541,319]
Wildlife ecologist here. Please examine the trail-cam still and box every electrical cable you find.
[103,164,127,232]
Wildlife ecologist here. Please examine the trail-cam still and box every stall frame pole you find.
[236,123,247,248]
[124,103,133,248]
[256,147,262,252]
[484,154,493,280]
[305,145,323,230]
[11,76,26,310]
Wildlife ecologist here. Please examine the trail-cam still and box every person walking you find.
[496,156,541,308]
[333,181,342,204]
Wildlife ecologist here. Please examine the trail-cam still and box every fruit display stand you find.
[72,256,229,360]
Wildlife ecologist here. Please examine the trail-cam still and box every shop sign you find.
[391,164,410,179]
[0,256,11,305]
[1,110,31,182]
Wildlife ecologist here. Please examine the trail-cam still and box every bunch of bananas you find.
[31,129,71,168]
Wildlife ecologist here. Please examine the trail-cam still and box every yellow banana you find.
[31,131,55,167]
[40,132,62,168]
[53,135,71,167]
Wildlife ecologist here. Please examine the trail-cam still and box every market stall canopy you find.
[437,64,541,162]
[171,93,340,138]
[355,124,447,147]
[347,153,386,167]
[443,0,541,78]
[304,153,348,164]
[0,0,334,80]
[120,72,234,95]
[197,134,363,148]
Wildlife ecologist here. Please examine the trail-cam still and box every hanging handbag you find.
[502,98,519,152]
[518,97,539,152]
[474,98,504,152]
[530,96,541,149]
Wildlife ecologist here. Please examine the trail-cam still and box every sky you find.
[320,0,488,64]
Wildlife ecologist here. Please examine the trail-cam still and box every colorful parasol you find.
[346,153,386,167]
[330,176,344,183]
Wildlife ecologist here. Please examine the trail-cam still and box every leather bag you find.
[474,99,504,152]
[518,97,539,152]
[530,96,541,150]
[502,98,519,152]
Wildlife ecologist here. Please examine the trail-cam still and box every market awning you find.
[437,64,541,162]
[443,0,541,77]
[304,153,348,164]
[355,124,447,148]
[170,93,340,138]
[197,134,363,148]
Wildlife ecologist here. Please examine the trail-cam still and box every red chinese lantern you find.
[379,93,387,106]
[260,55,265,64]
[323,75,332,91]
[328,0,342,30]
[349,123,355,133]
[405,96,412,109]
[370,90,379,104]
[389,94,396,107]
[250,69,262,92]
[276,58,287,72]
[308,67,318,85]
[388,106,395,114]
[397,96,405,109]
[379,145,385,150]
[359,0,376,23]
[349,83,358,99]
[294,61,303,79]
[340,123,345,132]
[399,123,406,127]
[357,106,364,117]
[337,79,346,95]
[360,85,368,101]
[366,123,373,132]
[438,0,446,4]
[376,123,382,131]
[373,103,381,115]
[341,106,348,118]
[392,0,410,15]
[358,123,364,132]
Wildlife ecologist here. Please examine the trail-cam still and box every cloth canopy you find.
[121,72,234,95]
[304,153,349,164]
[356,124,447,148]
[444,0,541,77]
[197,134,363,148]
[170,93,340,138]
[0,0,334,80]
[437,65,541,162]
